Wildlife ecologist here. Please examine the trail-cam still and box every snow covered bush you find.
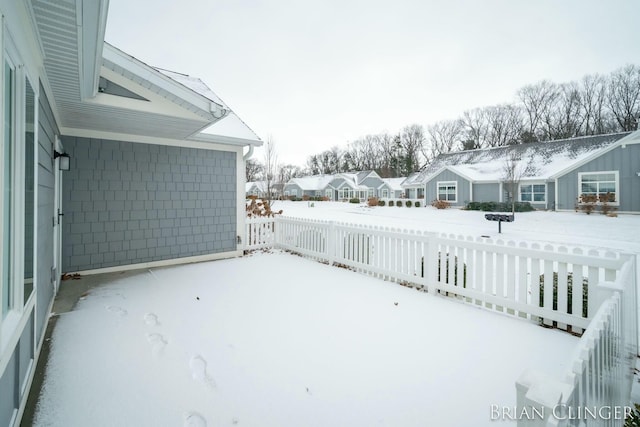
[377,200,385,207]
[349,198,360,204]
[405,200,412,207]
[414,201,421,207]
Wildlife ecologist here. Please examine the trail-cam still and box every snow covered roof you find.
[381,177,406,191]
[403,132,632,185]
[156,68,261,145]
[287,175,336,191]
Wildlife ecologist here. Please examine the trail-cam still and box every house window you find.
[325,189,333,200]
[367,189,375,199]
[381,189,388,198]
[579,171,618,203]
[2,58,14,319]
[437,181,457,202]
[520,184,545,202]
[290,189,297,197]
[340,188,350,200]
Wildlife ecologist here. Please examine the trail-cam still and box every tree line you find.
[247,64,640,182]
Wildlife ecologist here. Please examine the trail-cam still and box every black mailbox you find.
[484,213,514,233]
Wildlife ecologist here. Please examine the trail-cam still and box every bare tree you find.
[484,104,524,147]
[263,136,278,204]
[502,150,525,216]
[607,64,640,131]
[517,80,558,141]
[461,108,489,149]
[425,119,463,162]
[547,82,584,139]
[278,164,302,185]
[245,158,263,183]
[579,74,611,135]
[400,124,425,173]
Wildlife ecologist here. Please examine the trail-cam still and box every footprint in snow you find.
[190,355,216,389]
[144,313,160,326]
[105,305,127,316]
[183,412,207,427]
[146,333,167,357]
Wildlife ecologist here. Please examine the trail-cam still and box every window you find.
[367,189,375,199]
[579,172,618,204]
[437,181,457,202]
[381,189,388,198]
[325,189,333,200]
[24,79,35,303]
[340,188,350,200]
[520,184,545,202]
[2,58,14,319]
[290,189,297,197]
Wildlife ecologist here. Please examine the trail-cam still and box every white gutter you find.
[243,144,254,161]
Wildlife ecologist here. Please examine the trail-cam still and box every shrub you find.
[405,200,412,207]
[302,194,311,201]
[539,272,588,318]
[396,200,402,207]
[378,200,386,207]
[414,201,421,208]
[387,200,394,207]
[465,201,534,212]
[431,199,450,209]
[367,197,379,207]
[349,197,360,204]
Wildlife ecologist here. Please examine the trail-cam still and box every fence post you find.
[515,370,570,426]
[424,232,438,294]
[327,221,335,265]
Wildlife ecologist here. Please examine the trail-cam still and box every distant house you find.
[246,181,283,199]
[327,171,384,201]
[283,171,389,201]
[0,1,261,424]
[378,178,406,199]
[283,175,335,199]
[402,132,640,212]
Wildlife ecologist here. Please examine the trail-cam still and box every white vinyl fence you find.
[245,216,638,425]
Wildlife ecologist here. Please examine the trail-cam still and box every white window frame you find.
[437,181,458,203]
[290,189,297,197]
[578,171,619,206]
[519,183,546,203]
[1,29,34,356]
[324,188,333,200]
[381,189,389,198]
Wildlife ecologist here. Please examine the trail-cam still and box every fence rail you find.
[245,216,638,425]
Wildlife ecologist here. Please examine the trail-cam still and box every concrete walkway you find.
[20,269,151,426]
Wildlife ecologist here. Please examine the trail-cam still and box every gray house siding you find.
[61,137,237,272]
[556,144,640,212]
[547,182,556,210]
[426,170,470,207]
[472,183,499,202]
[360,176,383,188]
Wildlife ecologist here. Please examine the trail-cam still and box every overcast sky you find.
[105,0,640,167]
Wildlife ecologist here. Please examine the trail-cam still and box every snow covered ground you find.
[33,203,639,426]
[34,252,577,427]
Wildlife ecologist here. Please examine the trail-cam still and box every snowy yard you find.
[34,252,577,427]
[33,203,639,427]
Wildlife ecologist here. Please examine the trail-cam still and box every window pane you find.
[24,79,35,303]
[533,185,545,193]
[599,183,616,193]
[581,183,596,193]
[533,193,545,202]
[521,185,532,193]
[521,193,532,201]
[2,61,13,318]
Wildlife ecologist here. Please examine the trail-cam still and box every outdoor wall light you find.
[54,150,70,171]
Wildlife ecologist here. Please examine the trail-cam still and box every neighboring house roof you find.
[381,178,406,191]
[286,175,335,191]
[403,132,632,185]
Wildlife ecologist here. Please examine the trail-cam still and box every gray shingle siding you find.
[473,183,500,203]
[426,170,470,207]
[62,137,237,272]
[556,144,640,212]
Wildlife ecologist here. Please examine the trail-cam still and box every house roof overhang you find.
[29,0,260,145]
